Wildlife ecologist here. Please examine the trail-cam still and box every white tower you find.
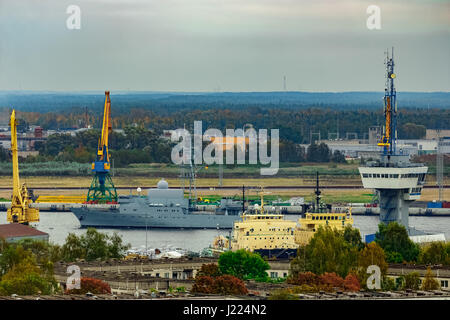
[358,49,428,235]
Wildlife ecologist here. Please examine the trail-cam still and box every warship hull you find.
[71,203,240,229]
[71,180,242,229]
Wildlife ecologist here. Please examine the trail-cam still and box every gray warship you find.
[71,179,243,229]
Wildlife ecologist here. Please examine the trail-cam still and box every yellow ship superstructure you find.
[231,212,298,251]
[294,209,354,246]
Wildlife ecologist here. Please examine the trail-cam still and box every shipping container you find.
[427,202,443,208]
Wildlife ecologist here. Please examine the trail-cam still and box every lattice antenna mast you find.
[378,47,398,156]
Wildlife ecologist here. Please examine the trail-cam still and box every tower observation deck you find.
[358,49,428,234]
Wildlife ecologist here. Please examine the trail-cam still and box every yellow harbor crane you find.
[7,110,39,224]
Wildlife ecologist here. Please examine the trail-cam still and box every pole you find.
[242,185,245,213]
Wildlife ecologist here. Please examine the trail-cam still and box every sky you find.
[0,0,449,92]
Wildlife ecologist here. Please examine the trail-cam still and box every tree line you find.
[14,106,447,144]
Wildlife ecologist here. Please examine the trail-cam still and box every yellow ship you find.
[294,208,353,246]
[213,174,354,259]
[228,188,298,259]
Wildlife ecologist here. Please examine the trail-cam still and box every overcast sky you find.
[0,0,448,92]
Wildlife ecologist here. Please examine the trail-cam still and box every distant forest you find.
[0,91,449,145]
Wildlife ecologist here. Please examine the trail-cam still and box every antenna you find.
[314,171,321,212]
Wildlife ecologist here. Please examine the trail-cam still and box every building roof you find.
[0,223,48,239]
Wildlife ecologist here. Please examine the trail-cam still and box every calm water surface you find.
[0,212,449,252]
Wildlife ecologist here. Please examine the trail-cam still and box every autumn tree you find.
[357,242,388,289]
[421,267,440,291]
[418,242,450,265]
[318,272,344,291]
[197,263,222,278]
[66,277,111,294]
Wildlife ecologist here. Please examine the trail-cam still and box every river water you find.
[0,212,449,252]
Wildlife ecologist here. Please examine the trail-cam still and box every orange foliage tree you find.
[66,277,111,295]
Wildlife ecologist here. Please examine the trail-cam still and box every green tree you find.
[306,143,331,162]
[61,229,130,262]
[331,150,346,163]
[290,226,359,278]
[61,233,86,262]
[375,222,420,263]
[343,225,364,250]
[218,250,270,280]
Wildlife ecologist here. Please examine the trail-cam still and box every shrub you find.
[343,274,360,292]
[191,276,215,294]
[191,275,248,295]
[66,277,111,294]
[319,272,345,290]
[212,275,248,295]
[287,271,320,286]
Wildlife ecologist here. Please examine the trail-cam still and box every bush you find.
[319,272,344,290]
[191,276,215,294]
[381,277,397,291]
[191,275,248,295]
[343,274,360,292]
[66,277,111,294]
[213,275,248,295]
[287,271,319,286]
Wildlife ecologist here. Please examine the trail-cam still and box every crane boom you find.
[86,91,117,204]
[7,110,39,224]
[98,91,111,164]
